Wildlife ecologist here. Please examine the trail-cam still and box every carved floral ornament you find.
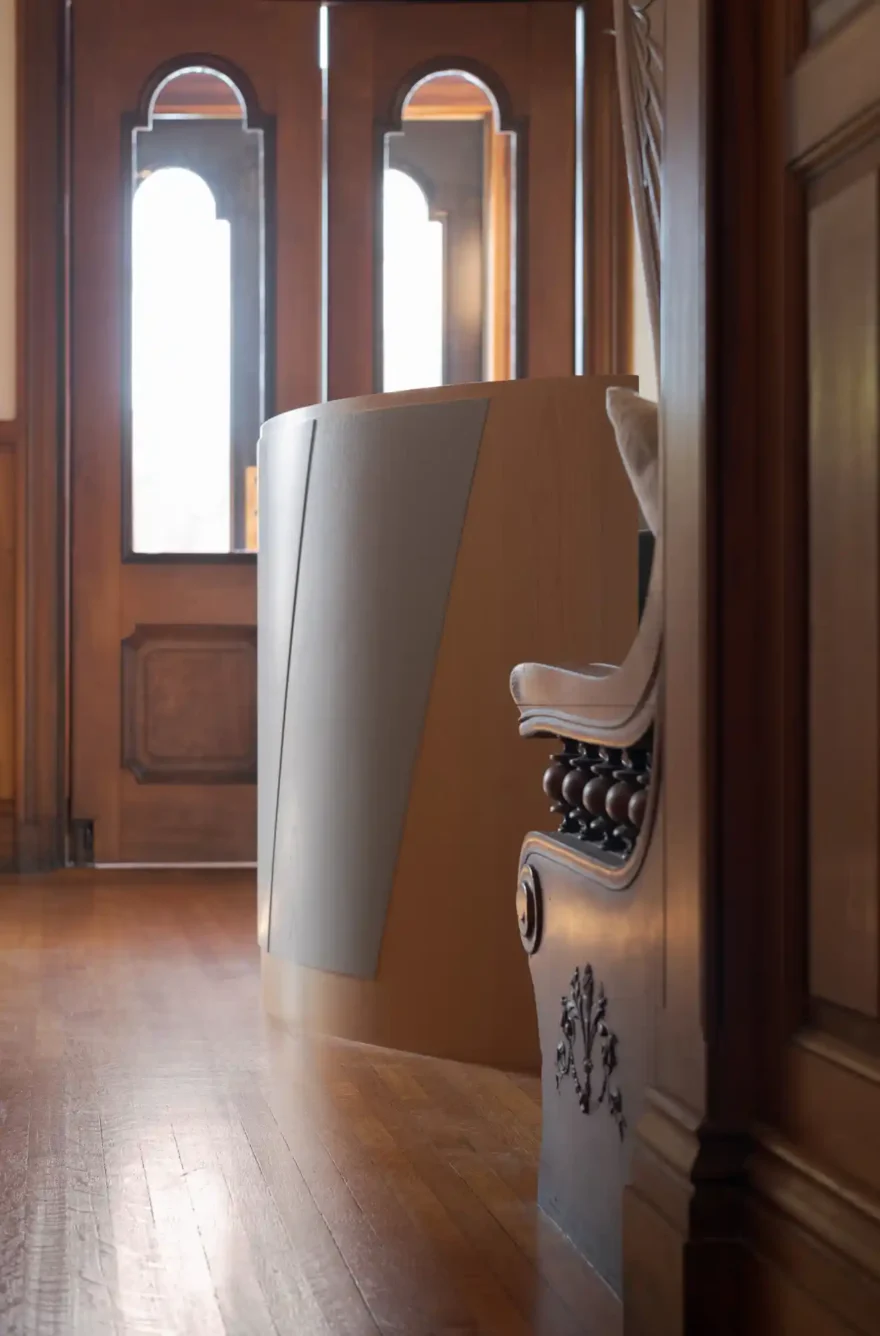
[556,963,626,1141]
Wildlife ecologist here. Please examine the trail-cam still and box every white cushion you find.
[605,386,660,536]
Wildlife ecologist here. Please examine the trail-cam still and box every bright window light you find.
[382,168,444,392]
[131,167,232,553]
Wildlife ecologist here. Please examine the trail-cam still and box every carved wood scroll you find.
[556,963,627,1140]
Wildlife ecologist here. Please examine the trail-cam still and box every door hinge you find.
[69,818,95,867]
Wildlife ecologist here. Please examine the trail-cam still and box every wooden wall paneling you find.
[121,625,257,785]
[727,0,880,1329]
[808,163,880,1017]
[583,0,632,376]
[780,0,880,1211]
[16,0,66,871]
[809,0,876,45]
[790,2,880,167]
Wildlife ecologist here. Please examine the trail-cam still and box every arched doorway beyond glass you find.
[381,67,517,393]
[382,169,444,393]
[131,166,232,554]
[126,64,268,556]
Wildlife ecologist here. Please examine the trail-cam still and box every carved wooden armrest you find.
[510,542,662,870]
[511,541,661,747]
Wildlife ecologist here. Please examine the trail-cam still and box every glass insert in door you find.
[126,65,268,555]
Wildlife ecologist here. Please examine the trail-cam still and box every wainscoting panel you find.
[808,161,880,1018]
[121,624,257,785]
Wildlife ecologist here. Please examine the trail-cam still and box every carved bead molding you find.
[542,737,652,863]
[556,964,626,1141]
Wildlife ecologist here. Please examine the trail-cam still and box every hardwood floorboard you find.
[0,872,621,1335]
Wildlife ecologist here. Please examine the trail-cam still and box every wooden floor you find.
[0,871,620,1335]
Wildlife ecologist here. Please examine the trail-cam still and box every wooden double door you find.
[69,0,578,864]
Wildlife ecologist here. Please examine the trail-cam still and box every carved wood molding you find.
[749,1130,880,1320]
[121,624,257,785]
[543,738,652,861]
[628,1087,750,1241]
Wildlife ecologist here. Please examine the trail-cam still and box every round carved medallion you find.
[516,864,543,955]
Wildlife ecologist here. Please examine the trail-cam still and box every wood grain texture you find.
[0,448,14,805]
[521,827,662,1295]
[0,869,621,1336]
[16,0,65,871]
[70,0,321,863]
[326,1,577,400]
[524,3,576,377]
[809,0,876,44]
[262,375,638,1072]
[747,1130,880,1335]
[808,166,880,1017]
[654,0,706,1117]
[710,1,880,1330]
[121,624,257,785]
[790,1,880,167]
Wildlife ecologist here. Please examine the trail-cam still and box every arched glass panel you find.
[382,169,444,392]
[132,168,231,553]
[127,65,266,555]
[382,69,517,391]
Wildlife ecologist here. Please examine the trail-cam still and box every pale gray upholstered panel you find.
[268,397,488,977]
[256,418,315,948]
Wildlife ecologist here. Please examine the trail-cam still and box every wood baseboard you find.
[623,1088,751,1335]
[12,817,64,873]
[624,1095,880,1334]
[745,1132,880,1335]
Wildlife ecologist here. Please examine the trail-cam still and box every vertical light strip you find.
[574,3,586,376]
[319,4,329,402]
[267,421,316,953]
[509,137,518,377]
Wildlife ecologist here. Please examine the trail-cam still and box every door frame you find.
[13,0,68,871]
[11,0,635,872]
